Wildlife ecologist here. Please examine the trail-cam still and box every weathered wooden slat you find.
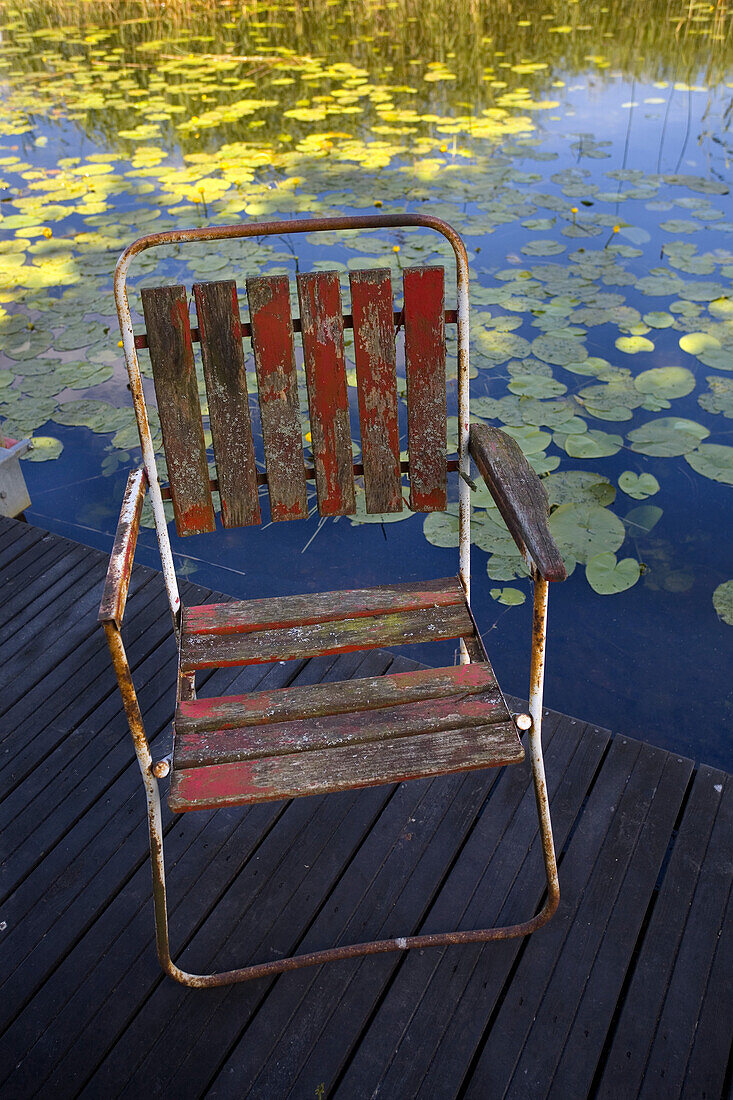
[469,423,566,583]
[174,689,512,769]
[183,576,464,637]
[403,266,447,512]
[349,269,402,514]
[169,720,523,811]
[141,285,215,536]
[193,281,261,528]
[98,467,146,629]
[133,308,460,349]
[180,603,474,671]
[246,275,308,522]
[176,662,497,735]
[297,271,356,516]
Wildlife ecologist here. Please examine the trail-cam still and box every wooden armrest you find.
[468,424,566,582]
[98,468,148,628]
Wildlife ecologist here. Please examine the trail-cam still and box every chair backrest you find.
[137,263,458,538]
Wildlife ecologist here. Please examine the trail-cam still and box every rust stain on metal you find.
[98,467,146,629]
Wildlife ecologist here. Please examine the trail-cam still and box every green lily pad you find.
[423,512,459,547]
[685,444,733,485]
[557,430,623,459]
[586,552,641,594]
[712,580,733,625]
[532,333,587,366]
[486,552,531,581]
[642,311,674,328]
[627,418,710,456]
[679,332,721,355]
[22,435,63,461]
[618,472,660,499]
[696,347,733,371]
[615,335,655,354]
[520,239,566,257]
[544,470,616,508]
[500,425,552,454]
[490,586,526,606]
[634,366,696,399]
[507,374,567,398]
[549,502,625,565]
[698,376,733,418]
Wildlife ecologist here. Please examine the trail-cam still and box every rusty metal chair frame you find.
[100,214,562,988]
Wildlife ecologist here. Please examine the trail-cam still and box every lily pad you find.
[627,418,710,456]
[712,580,733,625]
[698,376,733,418]
[615,335,655,354]
[22,435,63,461]
[618,472,660,499]
[685,444,733,485]
[634,366,696,399]
[557,430,623,459]
[679,332,721,356]
[490,586,526,606]
[549,502,625,565]
[520,239,566,257]
[586,552,641,594]
[423,512,459,547]
[544,470,616,508]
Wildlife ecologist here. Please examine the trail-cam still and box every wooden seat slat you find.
[297,271,356,516]
[349,269,403,514]
[169,720,523,812]
[141,285,215,536]
[176,661,498,735]
[174,688,509,769]
[247,275,308,522]
[179,603,474,671]
[183,576,464,637]
[193,280,261,528]
[403,266,447,513]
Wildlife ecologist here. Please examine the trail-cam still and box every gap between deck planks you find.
[0,515,729,1100]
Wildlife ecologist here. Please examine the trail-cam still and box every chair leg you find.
[106,581,560,989]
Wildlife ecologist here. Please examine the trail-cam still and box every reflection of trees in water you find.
[5,0,732,158]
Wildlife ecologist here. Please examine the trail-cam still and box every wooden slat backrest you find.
[297,271,356,517]
[141,285,216,537]
[141,264,451,535]
[349,268,402,514]
[403,266,447,512]
[246,275,308,522]
[192,281,260,528]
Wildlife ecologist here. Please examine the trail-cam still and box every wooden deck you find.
[0,514,730,1099]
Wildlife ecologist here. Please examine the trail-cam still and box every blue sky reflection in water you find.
[0,1,732,768]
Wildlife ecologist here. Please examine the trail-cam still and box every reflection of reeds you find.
[6,0,732,158]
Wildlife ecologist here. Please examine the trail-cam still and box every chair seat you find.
[168,662,524,812]
[178,576,474,671]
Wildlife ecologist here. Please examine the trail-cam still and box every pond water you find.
[1,1,732,769]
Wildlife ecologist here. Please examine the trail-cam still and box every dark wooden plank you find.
[516,748,693,1100]
[469,423,566,582]
[297,270,356,516]
[594,765,728,1100]
[207,764,508,1098]
[183,576,464,637]
[404,266,447,512]
[141,284,215,536]
[169,718,521,811]
[175,688,512,769]
[246,275,308,521]
[193,280,261,528]
[179,603,474,671]
[0,539,93,629]
[349,268,402,513]
[637,773,732,1100]
[176,661,496,735]
[315,715,604,1100]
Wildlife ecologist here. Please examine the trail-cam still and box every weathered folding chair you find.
[100,214,566,988]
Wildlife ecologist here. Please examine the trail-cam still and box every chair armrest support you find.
[98,467,148,628]
[468,424,566,582]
